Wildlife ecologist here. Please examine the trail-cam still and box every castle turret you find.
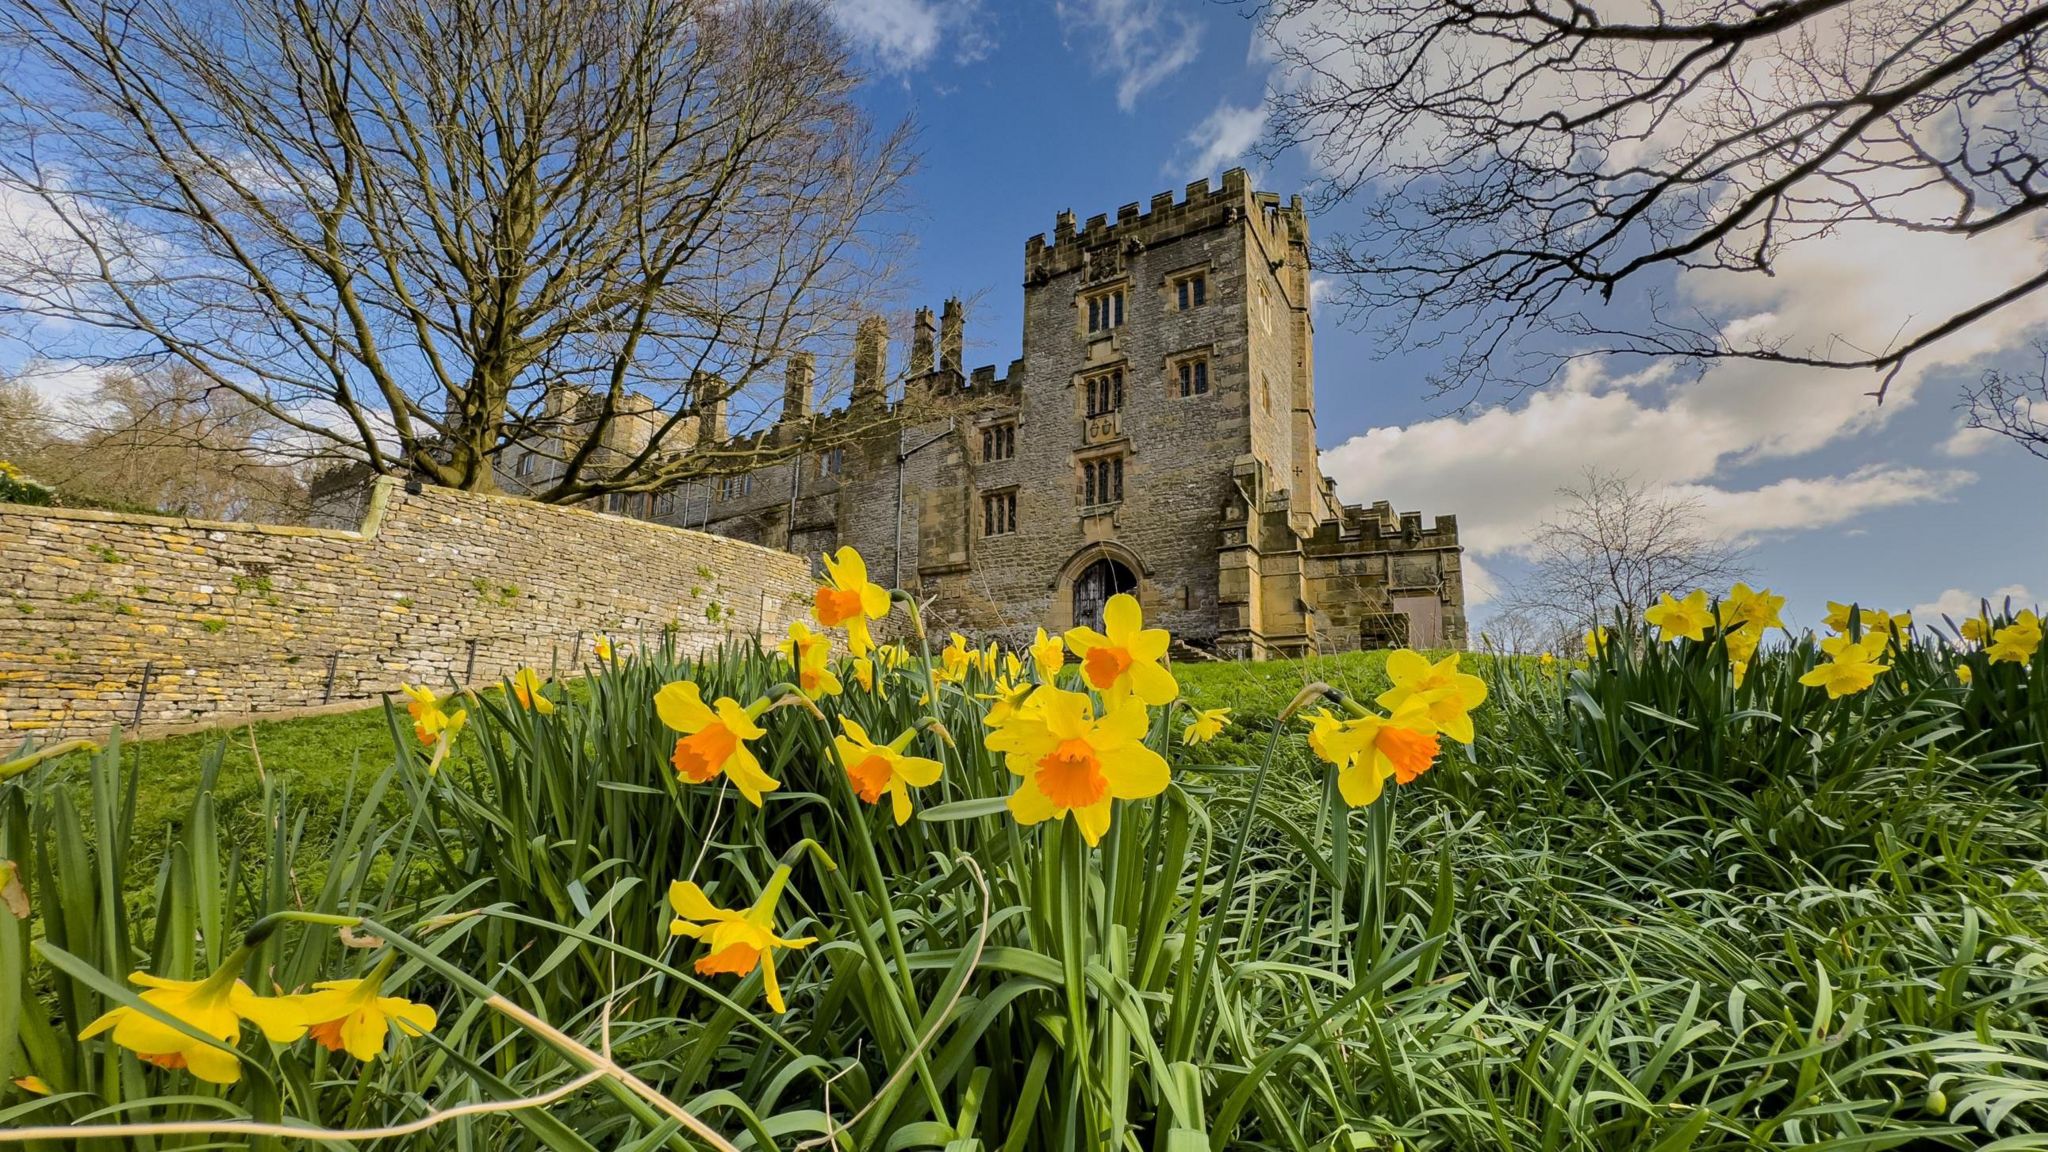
[852,315,888,407]
[940,298,964,377]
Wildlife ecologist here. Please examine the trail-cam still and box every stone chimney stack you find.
[693,388,727,450]
[939,298,963,377]
[852,314,888,405]
[910,306,936,377]
[780,353,814,423]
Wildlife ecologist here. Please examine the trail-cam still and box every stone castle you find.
[316,170,1468,657]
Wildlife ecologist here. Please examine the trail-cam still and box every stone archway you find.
[1049,541,1148,632]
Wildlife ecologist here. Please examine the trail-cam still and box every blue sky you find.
[6,0,2039,633]
[829,0,2045,633]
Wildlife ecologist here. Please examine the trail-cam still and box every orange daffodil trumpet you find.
[398,683,467,750]
[282,956,438,1062]
[668,867,817,1013]
[653,681,779,805]
[1064,594,1178,707]
[834,718,944,824]
[509,667,555,715]
[1308,697,1442,808]
[779,620,843,698]
[78,951,309,1085]
[813,546,891,657]
[985,684,1170,845]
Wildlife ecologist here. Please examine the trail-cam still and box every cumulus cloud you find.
[1938,424,2003,458]
[1912,585,2040,622]
[1179,101,1264,180]
[1056,0,1201,110]
[827,0,990,72]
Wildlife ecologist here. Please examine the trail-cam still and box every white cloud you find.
[828,0,990,71]
[1913,585,2039,623]
[1056,0,1201,110]
[1938,424,2003,457]
[14,359,104,409]
[1180,101,1264,180]
[1461,554,1500,605]
[1668,467,1974,541]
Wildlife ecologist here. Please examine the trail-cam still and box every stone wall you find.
[0,479,813,740]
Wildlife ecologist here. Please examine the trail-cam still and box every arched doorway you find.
[1071,557,1137,633]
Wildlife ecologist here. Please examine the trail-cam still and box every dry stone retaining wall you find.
[0,479,813,741]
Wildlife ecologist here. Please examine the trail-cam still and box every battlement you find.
[1023,167,1307,283]
[1336,500,1459,546]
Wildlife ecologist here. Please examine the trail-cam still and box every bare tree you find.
[1503,470,1750,635]
[0,0,909,500]
[27,366,312,519]
[1962,336,2048,459]
[1259,1,2048,409]
[0,376,52,462]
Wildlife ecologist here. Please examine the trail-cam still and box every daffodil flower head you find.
[12,1075,50,1096]
[1723,624,1761,666]
[980,675,1037,729]
[1308,702,1441,808]
[399,683,457,746]
[1985,610,2042,665]
[813,546,891,657]
[834,717,944,824]
[852,655,875,692]
[77,953,306,1085]
[1799,633,1891,698]
[510,667,555,714]
[1644,590,1715,643]
[593,634,615,662]
[1064,594,1178,707]
[1031,627,1066,679]
[653,681,779,805]
[1376,649,1487,744]
[1180,706,1230,746]
[985,684,1170,845]
[1959,615,1991,645]
[668,867,818,1013]
[779,620,843,698]
[1584,626,1611,660]
[285,956,437,1062]
[936,632,975,683]
[1721,584,1786,633]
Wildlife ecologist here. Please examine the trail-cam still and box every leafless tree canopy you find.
[16,366,313,519]
[1962,336,2048,457]
[0,0,909,499]
[1502,469,1750,635]
[1260,0,2048,404]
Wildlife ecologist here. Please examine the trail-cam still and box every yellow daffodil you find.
[668,867,817,1013]
[1376,649,1488,744]
[398,683,465,747]
[509,667,555,715]
[1644,590,1715,643]
[984,684,1170,845]
[779,620,843,698]
[653,681,778,805]
[1538,651,1555,668]
[283,958,437,1063]
[1584,626,1611,660]
[1181,706,1230,745]
[1987,611,2042,666]
[1960,616,1991,645]
[13,1076,51,1095]
[1031,627,1066,679]
[935,632,975,683]
[1721,584,1785,633]
[1798,633,1890,698]
[879,643,911,671]
[834,718,944,824]
[1307,702,1441,808]
[1003,650,1026,682]
[1956,663,1973,685]
[813,547,891,657]
[78,958,307,1085]
[852,656,875,692]
[1064,594,1178,707]
[1825,602,1909,640]
[593,634,614,661]
[981,675,1037,728]
[1731,659,1751,687]
[1724,624,1761,667]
